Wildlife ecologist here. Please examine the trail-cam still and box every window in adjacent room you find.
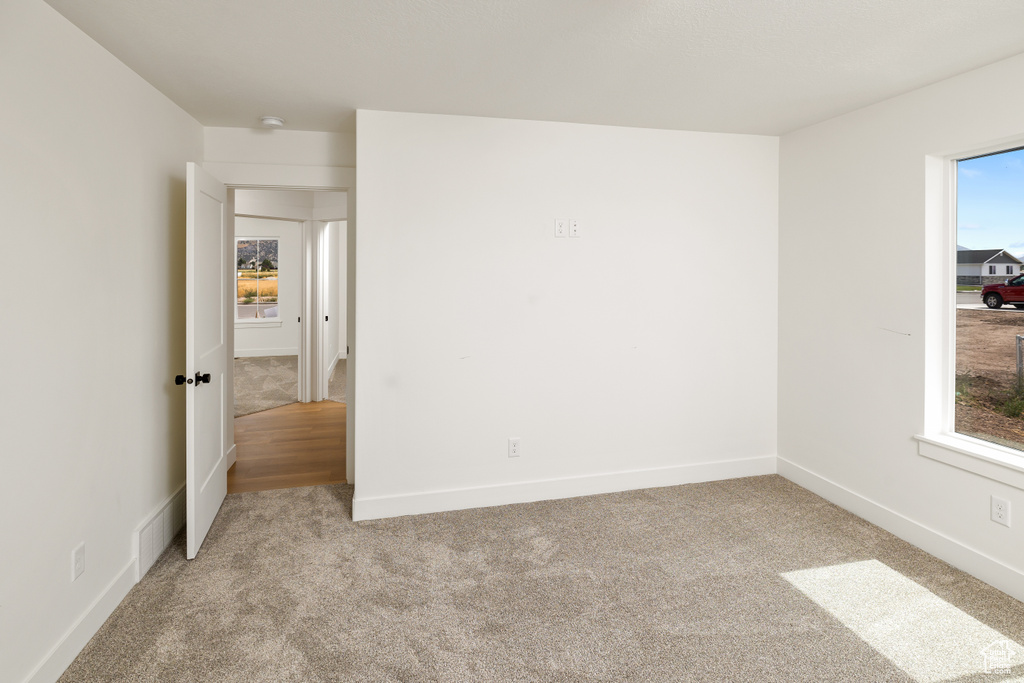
[236,239,280,319]
[955,146,1024,451]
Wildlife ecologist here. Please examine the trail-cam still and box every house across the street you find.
[956,248,1023,285]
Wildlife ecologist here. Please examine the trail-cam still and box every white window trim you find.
[235,236,282,325]
[915,141,1024,492]
[235,320,283,329]
[917,434,1024,490]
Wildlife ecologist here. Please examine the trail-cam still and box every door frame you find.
[312,219,346,402]
[205,162,356,485]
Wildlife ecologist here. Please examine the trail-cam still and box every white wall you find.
[779,53,1024,599]
[233,217,302,357]
[0,1,203,681]
[353,110,779,519]
[204,127,356,169]
[235,188,347,222]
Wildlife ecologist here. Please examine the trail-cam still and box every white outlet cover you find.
[569,219,580,237]
[72,542,85,581]
[554,219,567,238]
[991,496,1011,527]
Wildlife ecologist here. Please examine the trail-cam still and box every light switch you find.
[569,219,580,237]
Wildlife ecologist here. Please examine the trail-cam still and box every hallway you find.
[228,401,346,494]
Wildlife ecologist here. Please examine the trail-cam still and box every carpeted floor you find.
[58,476,1024,682]
[327,359,347,404]
[233,356,299,417]
[234,357,347,417]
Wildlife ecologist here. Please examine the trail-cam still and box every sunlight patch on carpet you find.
[782,560,1023,682]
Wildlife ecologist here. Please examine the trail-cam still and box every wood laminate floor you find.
[228,401,346,494]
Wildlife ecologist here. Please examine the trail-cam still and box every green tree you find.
[237,257,245,268]
[260,258,274,272]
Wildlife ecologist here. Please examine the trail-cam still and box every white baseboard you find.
[233,348,298,358]
[327,350,343,378]
[778,456,1024,603]
[133,485,186,581]
[353,454,777,521]
[23,560,136,683]
[226,443,237,469]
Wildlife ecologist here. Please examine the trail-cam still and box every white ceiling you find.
[43,0,1024,135]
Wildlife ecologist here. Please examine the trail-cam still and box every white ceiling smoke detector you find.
[259,116,284,128]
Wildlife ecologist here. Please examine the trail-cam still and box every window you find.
[236,239,279,319]
[954,147,1024,453]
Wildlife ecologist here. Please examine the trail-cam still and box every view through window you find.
[236,239,279,319]
[955,147,1024,452]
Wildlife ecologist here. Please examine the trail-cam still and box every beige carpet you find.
[233,355,298,417]
[59,476,1024,682]
[234,357,346,417]
[327,359,347,404]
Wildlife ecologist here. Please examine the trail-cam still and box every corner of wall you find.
[778,457,1024,603]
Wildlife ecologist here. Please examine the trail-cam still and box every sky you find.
[957,147,1024,256]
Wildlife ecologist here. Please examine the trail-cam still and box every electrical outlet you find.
[554,219,567,238]
[508,437,521,458]
[991,496,1011,527]
[71,543,85,581]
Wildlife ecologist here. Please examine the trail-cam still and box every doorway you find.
[233,218,302,417]
[227,188,350,493]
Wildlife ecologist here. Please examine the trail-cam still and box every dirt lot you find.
[956,308,1024,449]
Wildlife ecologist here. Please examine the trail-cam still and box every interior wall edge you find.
[777,456,1024,603]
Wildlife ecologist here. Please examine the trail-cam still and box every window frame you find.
[916,143,1024,491]
[234,236,283,327]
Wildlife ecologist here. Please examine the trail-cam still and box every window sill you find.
[235,320,283,329]
[915,433,1024,491]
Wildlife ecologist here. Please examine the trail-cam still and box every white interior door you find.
[185,162,230,559]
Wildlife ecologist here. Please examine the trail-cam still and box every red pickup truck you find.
[981,276,1024,308]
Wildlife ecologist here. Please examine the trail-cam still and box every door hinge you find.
[346,345,350,354]
[325,315,329,321]
[297,316,301,323]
